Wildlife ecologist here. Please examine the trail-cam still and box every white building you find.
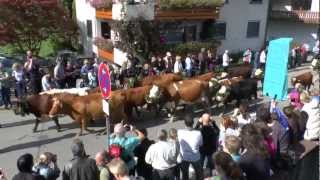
[267,0,320,48]
[75,0,221,66]
[217,0,270,54]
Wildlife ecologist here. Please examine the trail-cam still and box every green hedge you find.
[161,41,218,56]
[158,0,224,10]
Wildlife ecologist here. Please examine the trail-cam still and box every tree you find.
[0,0,78,55]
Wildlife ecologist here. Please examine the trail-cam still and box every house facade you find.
[75,0,222,66]
[216,0,270,54]
[267,0,320,48]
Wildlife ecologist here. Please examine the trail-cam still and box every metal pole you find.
[106,116,110,148]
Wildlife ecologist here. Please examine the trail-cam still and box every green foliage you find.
[161,41,219,56]
[111,19,161,62]
[158,0,224,10]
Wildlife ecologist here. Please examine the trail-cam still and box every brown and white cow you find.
[148,79,212,119]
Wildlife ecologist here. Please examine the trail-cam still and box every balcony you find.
[155,8,220,20]
[96,8,112,19]
[270,10,320,24]
[154,0,222,20]
[94,0,222,20]
[98,48,114,62]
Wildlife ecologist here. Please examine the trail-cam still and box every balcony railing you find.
[98,48,114,62]
[155,8,220,20]
[270,10,320,24]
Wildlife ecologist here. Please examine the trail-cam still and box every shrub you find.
[160,41,219,56]
[93,37,114,52]
[158,0,224,10]
[87,0,112,9]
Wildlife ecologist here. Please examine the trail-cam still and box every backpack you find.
[108,141,133,163]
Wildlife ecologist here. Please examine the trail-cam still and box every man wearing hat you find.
[62,139,99,180]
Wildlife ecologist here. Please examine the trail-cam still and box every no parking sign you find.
[98,63,111,115]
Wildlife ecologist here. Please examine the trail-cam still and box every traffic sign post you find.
[98,63,112,147]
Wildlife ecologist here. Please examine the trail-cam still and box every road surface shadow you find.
[0,119,36,129]
[0,133,76,154]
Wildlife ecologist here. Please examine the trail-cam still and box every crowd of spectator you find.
[0,88,318,180]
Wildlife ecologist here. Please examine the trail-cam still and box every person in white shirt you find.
[185,53,193,77]
[178,115,203,180]
[259,49,266,70]
[301,93,320,141]
[174,56,183,74]
[145,129,178,180]
[222,50,230,71]
[41,73,55,91]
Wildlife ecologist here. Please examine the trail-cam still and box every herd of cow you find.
[12,64,314,136]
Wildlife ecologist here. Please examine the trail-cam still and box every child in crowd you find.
[224,136,241,162]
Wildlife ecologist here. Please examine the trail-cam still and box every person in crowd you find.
[93,57,100,75]
[141,63,155,77]
[12,153,45,180]
[134,129,154,179]
[145,129,178,180]
[33,152,60,180]
[207,50,215,71]
[88,67,98,88]
[300,92,320,141]
[218,116,240,147]
[259,48,266,70]
[253,50,260,71]
[41,71,55,91]
[178,115,203,180]
[62,139,99,180]
[233,101,254,128]
[243,48,252,64]
[168,128,180,180]
[164,52,174,73]
[290,47,297,68]
[254,121,276,158]
[54,57,66,89]
[108,123,145,174]
[12,63,26,100]
[24,50,42,94]
[239,124,271,180]
[222,50,231,71]
[80,59,91,76]
[95,151,111,180]
[65,61,77,88]
[156,56,166,74]
[107,159,143,180]
[288,83,304,110]
[223,135,241,162]
[0,62,12,109]
[207,151,242,180]
[198,48,207,74]
[194,113,219,172]
[185,54,193,77]
[174,56,183,74]
[0,168,8,180]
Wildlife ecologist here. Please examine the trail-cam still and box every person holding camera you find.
[13,153,45,180]
[33,152,60,180]
[108,123,145,175]
[194,113,220,175]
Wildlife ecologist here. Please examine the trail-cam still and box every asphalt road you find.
[0,63,318,179]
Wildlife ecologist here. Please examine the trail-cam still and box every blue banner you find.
[263,38,292,101]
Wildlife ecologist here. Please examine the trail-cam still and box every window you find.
[101,22,111,39]
[184,26,197,42]
[214,22,226,40]
[250,0,262,4]
[86,20,92,38]
[246,21,260,38]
